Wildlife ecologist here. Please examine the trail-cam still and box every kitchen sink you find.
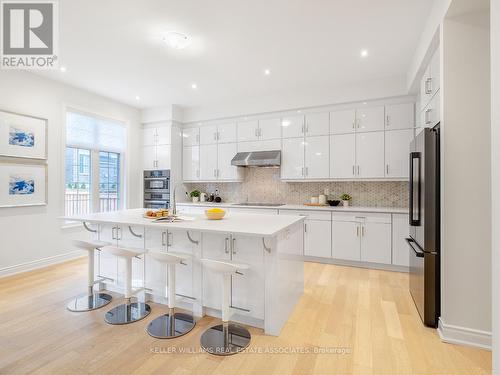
[233,202,285,207]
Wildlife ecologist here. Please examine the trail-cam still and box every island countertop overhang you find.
[62,208,305,237]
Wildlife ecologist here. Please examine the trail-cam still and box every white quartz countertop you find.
[177,202,409,214]
[62,208,305,237]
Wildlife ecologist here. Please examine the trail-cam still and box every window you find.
[65,110,126,216]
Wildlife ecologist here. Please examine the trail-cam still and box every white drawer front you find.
[333,212,391,224]
[279,209,331,221]
[230,208,278,215]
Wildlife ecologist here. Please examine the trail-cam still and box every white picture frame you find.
[0,109,47,160]
[0,163,47,208]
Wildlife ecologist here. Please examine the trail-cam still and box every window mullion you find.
[91,150,100,212]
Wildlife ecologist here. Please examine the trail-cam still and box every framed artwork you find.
[0,110,47,159]
[0,163,47,207]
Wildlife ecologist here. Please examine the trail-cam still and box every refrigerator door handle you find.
[409,151,422,226]
[406,238,425,258]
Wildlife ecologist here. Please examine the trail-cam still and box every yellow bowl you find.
[205,209,226,220]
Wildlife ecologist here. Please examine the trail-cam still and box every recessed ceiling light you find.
[264,69,271,75]
[297,110,302,113]
[60,66,67,72]
[191,83,198,89]
[360,49,369,58]
[135,95,140,101]
[162,31,191,50]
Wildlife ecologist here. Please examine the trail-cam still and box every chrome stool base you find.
[67,293,112,312]
[200,323,251,356]
[105,302,151,325]
[147,312,195,339]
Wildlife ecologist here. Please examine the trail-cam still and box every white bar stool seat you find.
[146,251,196,339]
[67,240,113,312]
[101,245,151,325]
[199,258,251,356]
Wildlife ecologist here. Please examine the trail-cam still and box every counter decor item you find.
[0,110,47,160]
[0,162,47,207]
[327,200,341,206]
[310,196,319,204]
[214,189,222,203]
[205,208,226,220]
[200,192,207,202]
[190,190,201,203]
[340,194,352,207]
[304,202,328,207]
[318,194,327,205]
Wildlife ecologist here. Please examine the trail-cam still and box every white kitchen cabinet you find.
[142,127,157,146]
[199,125,218,145]
[332,221,360,261]
[392,214,410,267]
[98,224,119,281]
[361,222,392,264]
[420,64,432,110]
[183,128,200,146]
[330,133,356,179]
[305,112,329,136]
[237,139,281,152]
[201,233,230,310]
[330,109,356,134]
[217,143,239,180]
[421,90,440,129]
[421,48,440,110]
[143,146,157,170]
[182,146,199,181]
[385,129,414,179]
[281,115,305,138]
[356,132,384,178]
[231,235,265,319]
[156,145,171,170]
[168,230,198,299]
[156,127,171,145]
[304,136,329,179]
[217,123,237,143]
[304,220,331,258]
[385,103,415,130]
[281,137,305,179]
[237,120,259,142]
[199,144,218,180]
[430,49,440,95]
[259,118,282,140]
[356,106,385,132]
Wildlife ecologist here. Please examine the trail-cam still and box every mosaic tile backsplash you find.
[183,168,409,208]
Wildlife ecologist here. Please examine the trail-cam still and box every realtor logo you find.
[1,0,59,69]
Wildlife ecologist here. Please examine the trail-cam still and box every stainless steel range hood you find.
[231,150,281,167]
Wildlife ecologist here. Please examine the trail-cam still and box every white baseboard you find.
[438,318,491,350]
[0,251,85,278]
[303,256,409,273]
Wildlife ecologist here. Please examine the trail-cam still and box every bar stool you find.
[101,245,151,325]
[67,240,113,312]
[146,251,196,339]
[199,259,251,356]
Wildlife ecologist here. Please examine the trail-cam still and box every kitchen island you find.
[63,208,305,336]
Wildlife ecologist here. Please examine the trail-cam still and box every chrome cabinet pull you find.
[232,237,236,255]
[386,114,390,127]
[352,165,355,175]
[305,167,308,176]
[167,232,173,247]
[301,167,305,177]
[258,128,262,137]
[357,165,360,175]
[111,227,116,240]
[361,226,365,237]
[386,164,389,175]
[224,237,229,254]
[304,223,307,233]
[425,109,432,125]
[161,231,167,247]
[425,78,433,94]
[356,226,359,237]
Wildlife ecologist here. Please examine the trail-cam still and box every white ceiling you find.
[36,0,434,109]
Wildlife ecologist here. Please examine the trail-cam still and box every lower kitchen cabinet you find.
[332,220,360,261]
[360,222,391,264]
[304,219,331,258]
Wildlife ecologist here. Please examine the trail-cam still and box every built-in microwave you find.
[144,170,170,193]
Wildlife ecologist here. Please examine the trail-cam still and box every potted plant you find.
[190,190,201,203]
[340,193,352,207]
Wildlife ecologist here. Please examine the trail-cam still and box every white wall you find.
[0,70,141,276]
[439,10,492,346]
[491,0,499,371]
[182,75,407,123]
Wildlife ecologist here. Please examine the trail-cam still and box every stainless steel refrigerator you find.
[406,125,440,327]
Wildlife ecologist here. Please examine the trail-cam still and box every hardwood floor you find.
[0,259,491,375]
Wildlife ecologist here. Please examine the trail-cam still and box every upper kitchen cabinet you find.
[385,129,414,179]
[304,136,329,179]
[155,145,171,170]
[356,106,385,132]
[385,103,415,130]
[156,126,171,145]
[281,115,305,138]
[237,120,259,142]
[330,133,356,179]
[199,144,218,180]
[420,48,440,110]
[281,137,305,179]
[142,125,171,146]
[142,125,171,170]
[217,143,240,180]
[238,139,281,153]
[182,127,200,146]
[420,90,440,130]
[330,109,356,134]
[182,145,200,181]
[216,122,237,143]
[356,132,385,178]
[142,127,158,146]
[305,112,329,136]
[199,125,219,145]
[258,118,281,140]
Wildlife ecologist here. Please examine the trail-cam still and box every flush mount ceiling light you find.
[60,66,67,72]
[360,49,369,58]
[135,95,141,101]
[191,83,198,89]
[162,31,191,50]
[264,69,271,75]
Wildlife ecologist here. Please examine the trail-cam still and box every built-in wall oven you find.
[143,170,170,209]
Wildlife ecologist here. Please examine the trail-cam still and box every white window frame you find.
[62,105,128,227]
